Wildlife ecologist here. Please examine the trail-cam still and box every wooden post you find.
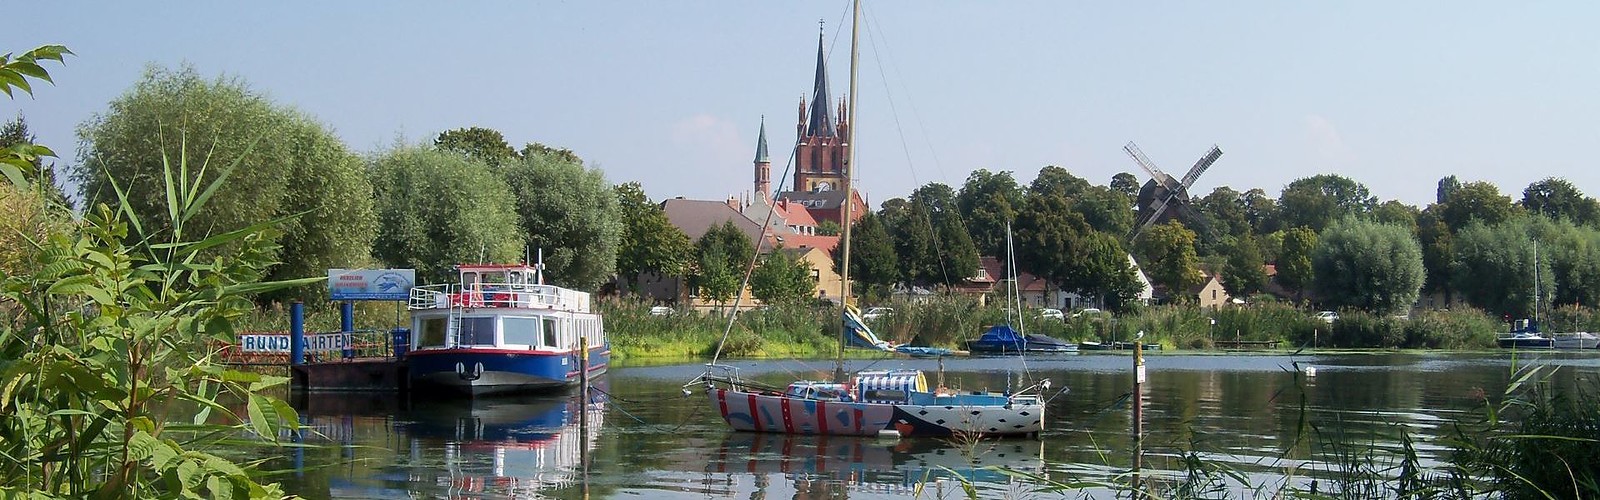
[579,334,590,499]
[1132,332,1145,491]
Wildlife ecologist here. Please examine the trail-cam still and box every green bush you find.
[1402,308,1500,349]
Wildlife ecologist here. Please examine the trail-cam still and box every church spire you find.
[805,28,837,138]
[755,116,769,163]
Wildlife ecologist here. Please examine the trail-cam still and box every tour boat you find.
[405,263,609,395]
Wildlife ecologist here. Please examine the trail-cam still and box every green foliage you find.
[1401,308,1501,349]
[815,220,840,236]
[1417,206,1454,294]
[955,168,1023,257]
[1135,220,1203,296]
[1220,233,1266,298]
[502,145,621,290]
[0,142,308,498]
[836,212,898,294]
[1371,199,1420,235]
[1277,226,1317,298]
[1312,218,1425,315]
[0,45,71,198]
[613,182,693,281]
[600,301,837,360]
[1451,219,1547,318]
[1109,172,1140,200]
[693,221,754,304]
[749,248,816,306]
[1449,366,1600,500]
[880,183,979,287]
[434,126,517,166]
[368,146,522,283]
[75,65,376,301]
[1522,177,1599,227]
[0,115,69,208]
[1440,180,1519,229]
[1015,193,1139,307]
[1532,217,1600,308]
[1277,174,1376,232]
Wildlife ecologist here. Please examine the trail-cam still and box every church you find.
[751,30,868,228]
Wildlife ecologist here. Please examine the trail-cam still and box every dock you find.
[1214,340,1281,349]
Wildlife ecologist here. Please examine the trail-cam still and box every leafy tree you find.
[1240,188,1279,234]
[1110,172,1140,200]
[1277,174,1376,232]
[1074,185,1136,237]
[614,182,693,283]
[834,212,898,295]
[1222,233,1268,298]
[1529,217,1600,309]
[881,184,979,287]
[1440,180,1518,229]
[1015,193,1139,307]
[1451,220,1547,318]
[1197,186,1250,241]
[435,126,518,166]
[0,44,69,192]
[1312,218,1425,315]
[1256,229,1284,264]
[75,65,376,301]
[694,220,755,304]
[0,115,69,207]
[956,168,1023,257]
[1371,200,1420,235]
[502,144,622,290]
[1134,220,1203,297]
[1027,165,1091,199]
[1436,175,1462,205]
[750,248,817,305]
[1416,206,1454,295]
[1522,177,1598,226]
[934,208,981,285]
[816,220,841,236]
[1277,226,1317,300]
[369,146,523,282]
[1,143,306,497]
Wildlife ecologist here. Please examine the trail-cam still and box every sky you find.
[11,2,1600,209]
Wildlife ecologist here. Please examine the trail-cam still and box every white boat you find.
[405,263,610,395]
[693,0,1049,438]
[1552,332,1600,350]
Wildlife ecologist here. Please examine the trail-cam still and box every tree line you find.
[14,63,1600,321]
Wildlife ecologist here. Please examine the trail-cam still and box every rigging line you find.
[860,7,955,289]
[708,133,805,366]
[861,2,950,185]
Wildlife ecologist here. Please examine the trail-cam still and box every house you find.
[776,234,842,303]
[1193,271,1231,309]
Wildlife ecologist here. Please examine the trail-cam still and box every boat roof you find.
[456,264,538,272]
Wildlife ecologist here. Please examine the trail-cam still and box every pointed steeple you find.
[805,29,837,138]
[755,116,770,163]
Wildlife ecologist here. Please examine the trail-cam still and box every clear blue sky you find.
[11,2,1599,208]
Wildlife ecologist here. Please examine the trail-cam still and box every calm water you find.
[274,351,1600,499]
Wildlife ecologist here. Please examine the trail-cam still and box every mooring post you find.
[340,301,355,359]
[579,334,590,499]
[1132,331,1145,490]
[290,301,305,365]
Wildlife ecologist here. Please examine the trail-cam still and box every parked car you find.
[1038,308,1065,320]
[862,307,894,320]
[1070,308,1104,319]
[648,306,673,316]
[1315,311,1339,323]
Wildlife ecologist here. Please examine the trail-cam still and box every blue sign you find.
[328,269,415,301]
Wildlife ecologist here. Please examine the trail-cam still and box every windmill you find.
[1124,141,1223,241]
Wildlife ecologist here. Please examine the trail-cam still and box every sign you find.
[328,269,415,301]
[239,333,352,353]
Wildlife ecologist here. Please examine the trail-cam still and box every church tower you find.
[753,117,771,196]
[793,30,849,193]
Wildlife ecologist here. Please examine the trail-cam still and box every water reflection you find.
[277,353,1600,499]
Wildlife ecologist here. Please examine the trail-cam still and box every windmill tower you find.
[1124,141,1223,240]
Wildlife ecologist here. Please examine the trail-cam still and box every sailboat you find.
[964,223,1077,354]
[690,0,1049,438]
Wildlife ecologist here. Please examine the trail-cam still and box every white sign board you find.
[239,333,352,353]
[328,269,415,301]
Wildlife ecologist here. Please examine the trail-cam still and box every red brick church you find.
[752,31,868,227]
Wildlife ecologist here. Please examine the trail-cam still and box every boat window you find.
[502,317,542,347]
[543,317,560,349]
[459,317,497,346]
[418,317,448,348]
[461,271,479,285]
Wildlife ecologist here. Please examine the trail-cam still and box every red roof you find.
[776,200,819,227]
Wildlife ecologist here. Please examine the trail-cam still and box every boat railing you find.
[407,283,591,312]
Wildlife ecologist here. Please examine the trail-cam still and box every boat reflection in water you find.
[687,432,1046,496]
[297,390,604,499]
[400,394,603,496]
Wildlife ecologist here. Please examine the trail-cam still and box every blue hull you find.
[407,346,610,396]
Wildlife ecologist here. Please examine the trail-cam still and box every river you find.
[273,351,1600,499]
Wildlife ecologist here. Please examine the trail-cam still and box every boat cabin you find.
[408,264,603,354]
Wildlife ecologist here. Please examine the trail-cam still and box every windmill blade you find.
[1129,192,1176,241]
[1179,145,1223,190]
[1123,142,1167,183]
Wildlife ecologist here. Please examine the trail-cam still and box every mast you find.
[835,0,861,381]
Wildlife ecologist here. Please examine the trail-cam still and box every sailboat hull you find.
[709,387,1046,438]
